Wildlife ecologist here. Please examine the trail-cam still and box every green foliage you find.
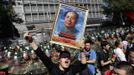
[0,1,6,15]
[102,0,134,26]
[0,0,20,38]
[0,0,23,24]
[109,0,134,12]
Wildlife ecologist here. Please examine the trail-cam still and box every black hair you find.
[129,46,134,54]
[115,40,121,47]
[101,41,109,49]
[64,11,79,20]
[96,36,102,42]
[114,61,134,75]
[84,39,93,44]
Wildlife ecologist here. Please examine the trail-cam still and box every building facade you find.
[13,0,103,32]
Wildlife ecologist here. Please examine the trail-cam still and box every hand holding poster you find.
[51,3,89,49]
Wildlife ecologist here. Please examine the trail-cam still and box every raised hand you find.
[23,32,38,50]
[23,32,33,43]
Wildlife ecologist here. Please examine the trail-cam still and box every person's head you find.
[59,51,71,70]
[101,41,110,51]
[113,61,134,75]
[14,59,21,66]
[115,40,123,49]
[64,11,79,29]
[95,37,102,44]
[23,51,30,61]
[7,57,13,65]
[128,47,134,64]
[84,40,93,51]
[31,53,38,60]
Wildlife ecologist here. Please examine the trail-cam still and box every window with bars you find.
[24,6,31,13]
[32,14,39,22]
[39,14,44,21]
[25,15,33,22]
[38,5,44,12]
[31,5,38,12]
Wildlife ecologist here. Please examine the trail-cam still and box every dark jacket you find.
[34,47,86,75]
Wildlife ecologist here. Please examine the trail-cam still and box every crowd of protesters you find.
[0,26,134,75]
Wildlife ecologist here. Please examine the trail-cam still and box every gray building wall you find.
[13,0,104,31]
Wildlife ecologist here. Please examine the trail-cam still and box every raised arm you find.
[23,32,54,71]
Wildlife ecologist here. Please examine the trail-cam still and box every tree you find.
[102,0,134,26]
[5,0,23,24]
[0,0,23,38]
[109,0,134,12]
[0,0,23,47]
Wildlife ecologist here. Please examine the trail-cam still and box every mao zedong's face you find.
[64,12,77,29]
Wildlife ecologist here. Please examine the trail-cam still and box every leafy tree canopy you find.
[109,0,134,12]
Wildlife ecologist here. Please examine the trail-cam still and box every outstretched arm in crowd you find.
[23,32,54,71]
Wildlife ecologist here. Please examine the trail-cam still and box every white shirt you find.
[114,48,126,61]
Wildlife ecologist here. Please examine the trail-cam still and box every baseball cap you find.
[59,51,71,59]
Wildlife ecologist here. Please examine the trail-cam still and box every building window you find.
[31,5,38,12]
[33,14,39,22]
[24,6,31,13]
[39,14,44,21]
[25,15,33,22]
[38,5,43,12]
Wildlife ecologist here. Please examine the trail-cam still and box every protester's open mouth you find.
[65,61,69,64]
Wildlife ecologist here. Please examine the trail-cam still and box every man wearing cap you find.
[23,32,87,75]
